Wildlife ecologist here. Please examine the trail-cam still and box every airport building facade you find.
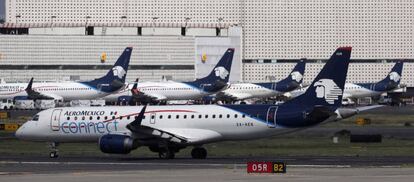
[1,0,414,88]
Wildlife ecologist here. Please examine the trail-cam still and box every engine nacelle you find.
[99,134,136,154]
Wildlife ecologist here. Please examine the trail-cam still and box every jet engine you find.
[99,134,137,154]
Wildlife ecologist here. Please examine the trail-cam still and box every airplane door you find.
[150,113,156,124]
[50,109,62,131]
[266,106,277,128]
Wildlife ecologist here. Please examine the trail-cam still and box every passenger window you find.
[82,116,85,120]
[119,116,123,120]
[184,115,187,119]
[151,115,155,119]
[176,115,179,119]
[227,114,230,118]
[212,115,216,118]
[74,117,78,120]
[242,114,246,118]
[67,116,70,120]
[205,115,208,118]
[234,114,238,118]
[127,116,130,120]
[89,116,93,120]
[191,115,194,119]
[199,115,202,119]
[104,116,108,120]
[97,116,100,120]
[112,116,116,119]
[219,114,222,118]
[168,115,171,119]
[159,115,163,119]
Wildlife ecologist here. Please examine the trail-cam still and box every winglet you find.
[131,78,139,95]
[126,105,147,132]
[25,77,34,92]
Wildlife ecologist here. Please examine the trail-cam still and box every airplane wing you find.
[127,106,222,145]
[356,105,384,112]
[216,91,252,101]
[130,79,167,102]
[25,78,63,100]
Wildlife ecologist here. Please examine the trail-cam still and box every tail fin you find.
[197,48,234,84]
[377,61,403,86]
[274,60,306,92]
[83,47,132,93]
[185,48,234,92]
[287,60,306,84]
[286,47,352,109]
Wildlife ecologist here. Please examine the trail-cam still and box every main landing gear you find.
[191,147,207,159]
[49,142,59,158]
[158,149,175,159]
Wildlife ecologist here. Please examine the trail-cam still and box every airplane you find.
[215,60,306,102]
[0,47,132,101]
[287,62,405,104]
[103,48,235,104]
[16,47,380,159]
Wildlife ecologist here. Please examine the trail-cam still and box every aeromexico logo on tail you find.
[389,72,401,82]
[314,79,342,104]
[290,71,303,83]
[214,66,229,80]
[112,66,126,79]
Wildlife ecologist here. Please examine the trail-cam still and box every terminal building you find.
[0,0,413,101]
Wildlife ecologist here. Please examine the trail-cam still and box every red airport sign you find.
[247,161,286,173]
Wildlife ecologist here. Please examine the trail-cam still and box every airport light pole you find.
[217,17,223,36]
[152,17,159,35]
[85,16,91,27]
[15,15,21,34]
[121,16,127,30]
[50,16,56,30]
[85,16,91,35]
[184,17,191,35]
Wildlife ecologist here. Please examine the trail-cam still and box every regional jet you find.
[215,60,305,102]
[287,62,404,103]
[103,48,235,104]
[16,47,381,159]
[0,47,132,101]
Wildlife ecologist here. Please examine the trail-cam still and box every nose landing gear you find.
[49,142,59,158]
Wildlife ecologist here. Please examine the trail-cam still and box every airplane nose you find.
[15,126,24,139]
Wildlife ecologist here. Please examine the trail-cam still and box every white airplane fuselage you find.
[288,83,383,100]
[343,83,382,99]
[221,83,282,100]
[104,81,213,102]
[0,82,107,101]
[16,105,310,143]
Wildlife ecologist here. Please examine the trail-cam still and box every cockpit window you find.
[32,115,39,121]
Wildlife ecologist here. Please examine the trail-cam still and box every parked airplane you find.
[215,60,306,102]
[0,47,132,101]
[287,62,404,103]
[16,47,379,159]
[103,48,235,103]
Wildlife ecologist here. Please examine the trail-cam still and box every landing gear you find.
[191,147,207,159]
[158,150,175,159]
[49,142,59,158]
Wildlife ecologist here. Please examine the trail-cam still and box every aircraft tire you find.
[49,151,58,158]
[158,150,175,159]
[191,147,207,159]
